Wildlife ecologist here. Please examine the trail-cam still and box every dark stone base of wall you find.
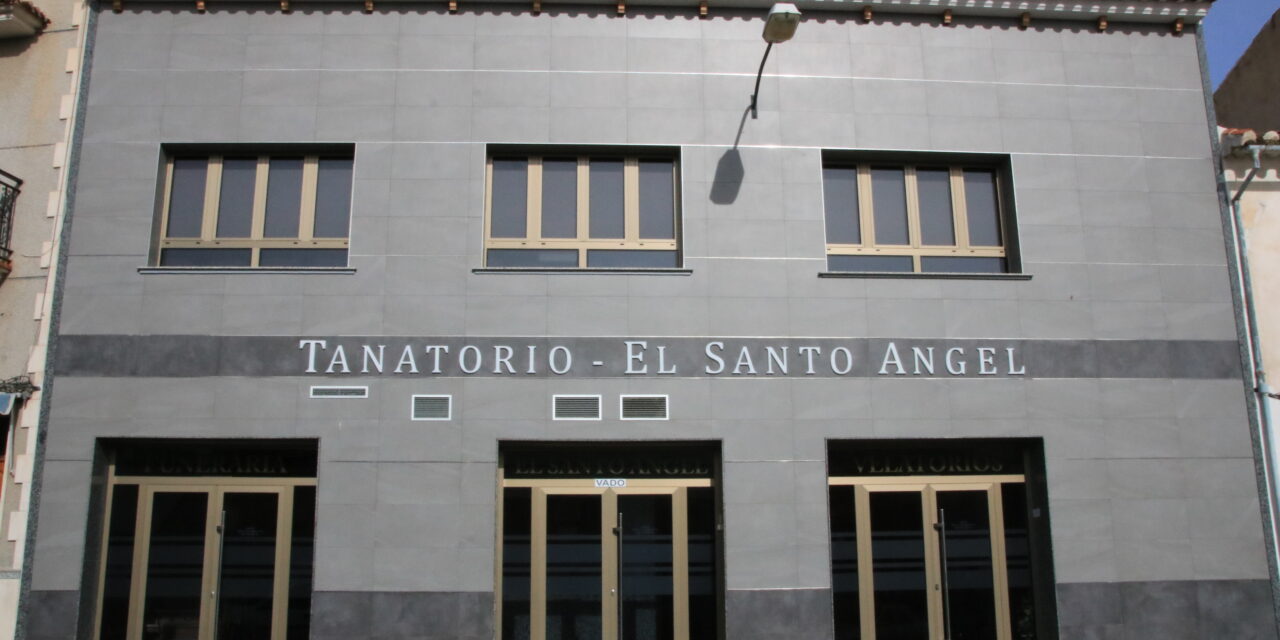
[22,590,78,640]
[1057,580,1277,640]
[726,588,834,640]
[311,591,493,640]
[23,580,1278,639]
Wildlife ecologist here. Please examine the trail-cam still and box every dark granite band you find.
[25,581,1276,640]
[53,335,1242,380]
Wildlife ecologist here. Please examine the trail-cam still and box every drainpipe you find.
[1229,144,1280,570]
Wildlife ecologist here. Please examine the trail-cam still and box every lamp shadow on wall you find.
[709,105,751,204]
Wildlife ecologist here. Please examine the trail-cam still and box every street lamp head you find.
[762,3,802,44]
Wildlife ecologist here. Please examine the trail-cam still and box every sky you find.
[1203,0,1280,90]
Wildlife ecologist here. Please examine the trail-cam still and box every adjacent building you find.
[1214,8,1280,133]
[18,0,1280,639]
[1215,8,1280,618]
[0,0,88,636]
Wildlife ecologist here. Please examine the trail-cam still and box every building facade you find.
[19,0,1280,639]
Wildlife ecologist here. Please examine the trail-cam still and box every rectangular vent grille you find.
[553,395,602,420]
[621,395,669,420]
[412,395,452,421]
[309,386,368,399]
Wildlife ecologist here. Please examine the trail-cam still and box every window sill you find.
[819,271,1032,281]
[138,267,356,275]
[473,268,692,276]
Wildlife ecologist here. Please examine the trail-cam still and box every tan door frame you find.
[830,475,1024,640]
[504,478,712,640]
[96,475,315,640]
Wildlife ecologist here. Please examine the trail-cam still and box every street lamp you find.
[750,2,801,119]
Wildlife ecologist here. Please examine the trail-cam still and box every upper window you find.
[822,154,1016,274]
[484,149,681,269]
[156,149,353,268]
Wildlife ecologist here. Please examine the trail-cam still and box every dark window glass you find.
[142,492,209,640]
[264,158,304,238]
[686,487,717,640]
[542,159,578,239]
[287,486,315,640]
[586,250,678,269]
[545,495,602,640]
[160,248,253,267]
[917,168,955,246]
[258,249,348,268]
[619,494,675,640]
[492,159,528,238]
[314,158,353,238]
[503,488,532,640]
[487,249,579,268]
[871,167,909,245]
[217,157,257,238]
[937,491,997,640]
[167,158,207,238]
[829,485,859,640]
[827,255,914,273]
[100,484,139,640]
[639,160,676,240]
[919,257,1006,274]
[1001,484,1037,640]
[589,159,625,239]
[964,169,1002,247]
[217,492,280,640]
[870,491,928,640]
[823,167,860,245]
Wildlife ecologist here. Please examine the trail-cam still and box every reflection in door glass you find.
[546,495,603,640]
[1001,484,1036,640]
[828,486,860,640]
[504,488,533,640]
[936,491,996,640]
[100,485,139,640]
[686,487,717,640]
[217,493,279,640]
[869,492,928,640]
[143,492,209,640]
[288,486,316,640]
[619,495,674,640]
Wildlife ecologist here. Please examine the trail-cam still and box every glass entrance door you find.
[501,480,716,640]
[135,487,288,640]
[98,482,312,640]
[829,476,1027,640]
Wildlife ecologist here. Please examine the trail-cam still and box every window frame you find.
[821,152,1020,275]
[153,148,354,269]
[483,147,683,270]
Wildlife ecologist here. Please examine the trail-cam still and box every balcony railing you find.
[0,169,21,276]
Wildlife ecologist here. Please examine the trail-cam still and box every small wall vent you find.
[621,395,669,420]
[412,395,452,421]
[309,386,368,399]
[553,395,602,420]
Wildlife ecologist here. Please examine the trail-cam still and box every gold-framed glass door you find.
[95,477,316,640]
[500,479,715,640]
[829,475,1025,640]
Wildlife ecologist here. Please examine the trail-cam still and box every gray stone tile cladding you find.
[29,4,1275,640]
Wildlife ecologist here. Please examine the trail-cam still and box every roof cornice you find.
[111,0,1212,25]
